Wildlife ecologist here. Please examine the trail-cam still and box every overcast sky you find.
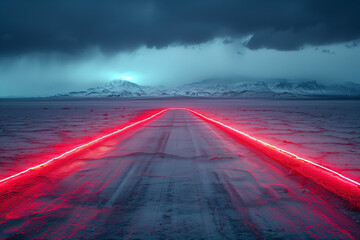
[1,0,360,97]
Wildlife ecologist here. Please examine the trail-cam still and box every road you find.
[0,109,359,239]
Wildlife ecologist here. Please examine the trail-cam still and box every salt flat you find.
[0,99,359,239]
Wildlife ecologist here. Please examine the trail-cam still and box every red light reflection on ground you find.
[1,107,359,208]
[0,109,168,184]
[186,108,360,208]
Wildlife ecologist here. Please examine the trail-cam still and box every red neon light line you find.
[186,108,360,188]
[0,109,168,184]
[2,107,359,191]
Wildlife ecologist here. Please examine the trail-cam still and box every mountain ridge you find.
[55,78,360,98]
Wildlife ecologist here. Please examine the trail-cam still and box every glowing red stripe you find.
[186,108,360,188]
[0,109,168,184]
[2,107,359,192]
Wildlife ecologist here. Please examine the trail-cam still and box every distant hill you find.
[54,78,360,98]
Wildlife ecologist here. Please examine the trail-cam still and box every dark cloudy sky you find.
[1,0,360,96]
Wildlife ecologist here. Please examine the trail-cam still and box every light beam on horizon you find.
[120,75,133,81]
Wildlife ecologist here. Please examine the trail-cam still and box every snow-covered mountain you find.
[55,78,360,98]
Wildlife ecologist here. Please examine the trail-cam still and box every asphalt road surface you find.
[0,109,359,239]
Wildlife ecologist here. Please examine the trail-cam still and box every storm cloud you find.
[1,0,360,55]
